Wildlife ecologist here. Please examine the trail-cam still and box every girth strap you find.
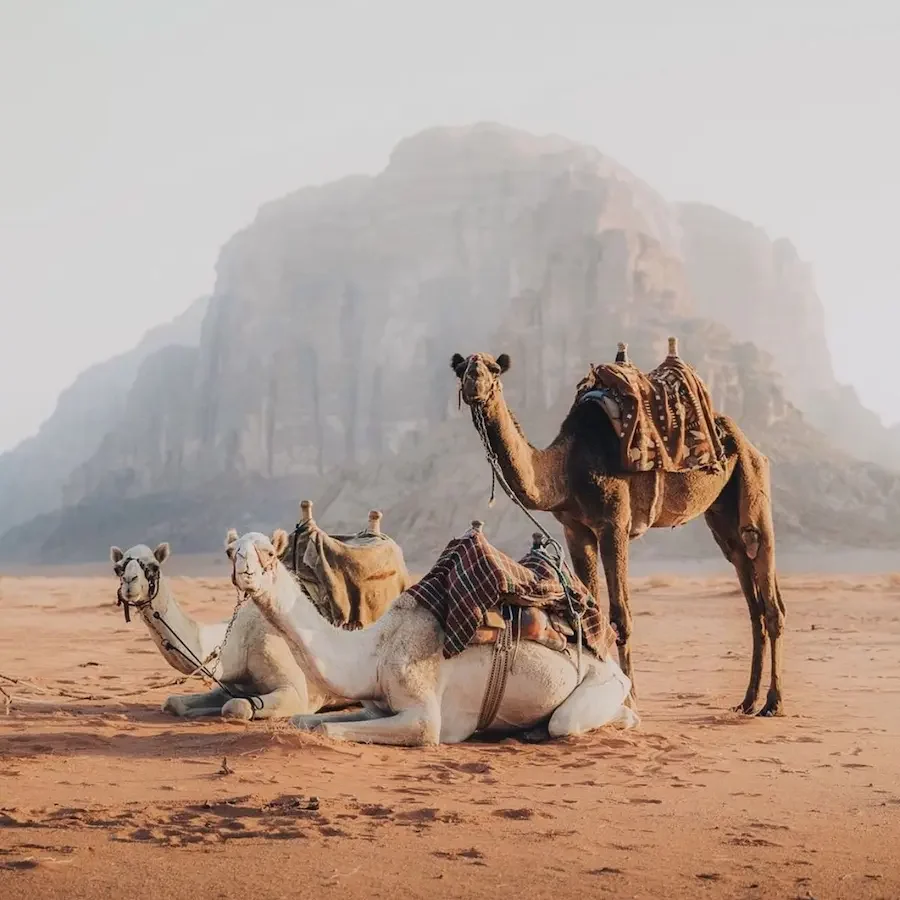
[476,613,515,732]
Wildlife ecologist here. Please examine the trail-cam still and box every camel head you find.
[450,352,510,405]
[225,528,289,596]
[109,542,170,610]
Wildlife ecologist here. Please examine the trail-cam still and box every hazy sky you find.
[1,1,898,452]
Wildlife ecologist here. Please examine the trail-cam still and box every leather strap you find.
[476,614,514,731]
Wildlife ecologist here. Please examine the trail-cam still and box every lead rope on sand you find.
[0,588,254,713]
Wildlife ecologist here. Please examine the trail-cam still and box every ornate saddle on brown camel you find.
[575,337,726,475]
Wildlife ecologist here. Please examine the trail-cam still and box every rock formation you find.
[0,124,896,566]
[0,296,208,538]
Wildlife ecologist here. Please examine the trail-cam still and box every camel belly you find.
[437,643,583,742]
[640,466,734,531]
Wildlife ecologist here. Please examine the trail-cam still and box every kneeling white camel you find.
[110,509,406,720]
[226,528,638,745]
[110,541,334,719]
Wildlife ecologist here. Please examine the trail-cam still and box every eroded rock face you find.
[0,296,208,536]
[1,123,897,564]
[676,202,835,407]
[64,124,695,501]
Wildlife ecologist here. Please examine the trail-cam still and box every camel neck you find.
[475,389,569,511]
[139,579,225,676]
[255,565,380,701]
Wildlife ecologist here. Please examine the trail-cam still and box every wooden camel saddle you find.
[575,336,727,475]
[408,523,618,731]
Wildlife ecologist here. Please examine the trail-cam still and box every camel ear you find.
[450,353,466,377]
[271,529,289,558]
[496,353,510,374]
[224,528,238,559]
[153,542,170,565]
[110,546,124,565]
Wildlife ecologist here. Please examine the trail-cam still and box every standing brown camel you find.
[451,350,785,717]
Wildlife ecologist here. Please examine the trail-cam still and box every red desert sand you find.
[2,571,899,899]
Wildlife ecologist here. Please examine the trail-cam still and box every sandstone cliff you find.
[1,124,897,566]
[0,296,208,538]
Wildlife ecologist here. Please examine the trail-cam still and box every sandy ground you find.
[1,571,899,899]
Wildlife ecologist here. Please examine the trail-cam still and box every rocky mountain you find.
[0,296,208,539]
[1,123,897,567]
[677,202,899,472]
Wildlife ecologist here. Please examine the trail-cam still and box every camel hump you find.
[367,510,383,534]
[299,500,314,524]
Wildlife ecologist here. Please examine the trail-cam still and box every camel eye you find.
[114,564,124,577]
[487,362,500,375]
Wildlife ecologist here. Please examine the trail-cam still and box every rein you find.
[115,557,250,702]
[469,395,586,681]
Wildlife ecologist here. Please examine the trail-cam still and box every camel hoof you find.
[222,698,254,721]
[162,696,186,717]
[616,707,640,730]
[733,702,756,715]
[520,726,551,744]
[757,701,784,718]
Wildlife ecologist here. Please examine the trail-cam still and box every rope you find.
[148,587,249,699]
[471,401,586,681]
[0,671,206,706]
[0,583,253,712]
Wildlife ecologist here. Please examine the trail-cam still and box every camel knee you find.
[405,715,440,746]
[611,613,633,647]
[221,698,254,721]
[765,609,785,639]
[740,526,761,560]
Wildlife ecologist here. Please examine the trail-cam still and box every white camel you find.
[226,528,638,746]
[110,541,343,720]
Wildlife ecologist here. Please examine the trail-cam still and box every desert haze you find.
[2,570,900,899]
[3,114,900,900]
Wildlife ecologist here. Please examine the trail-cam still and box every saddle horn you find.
[299,500,314,524]
[367,510,382,534]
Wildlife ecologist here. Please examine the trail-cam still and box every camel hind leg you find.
[735,443,785,717]
[704,502,767,714]
[707,416,785,716]
[548,660,637,738]
[316,705,441,746]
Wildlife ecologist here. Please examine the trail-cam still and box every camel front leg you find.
[560,517,603,605]
[598,525,637,708]
[162,687,231,717]
[291,705,381,731]
[221,685,308,721]
[317,706,441,746]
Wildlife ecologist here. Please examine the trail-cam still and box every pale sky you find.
[1,1,898,453]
